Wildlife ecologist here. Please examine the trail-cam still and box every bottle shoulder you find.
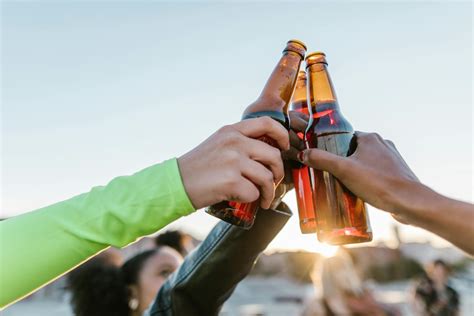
[308,103,354,135]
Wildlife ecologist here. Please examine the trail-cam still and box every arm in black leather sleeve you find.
[146,203,292,316]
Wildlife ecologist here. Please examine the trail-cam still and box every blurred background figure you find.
[412,259,460,316]
[96,247,125,267]
[154,230,197,257]
[67,246,183,316]
[302,250,400,316]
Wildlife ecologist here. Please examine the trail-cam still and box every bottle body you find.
[292,136,317,233]
[305,52,372,244]
[206,40,306,229]
[288,72,317,234]
[307,102,372,244]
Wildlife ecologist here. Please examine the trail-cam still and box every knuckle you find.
[249,188,260,202]
[360,132,380,143]
[372,132,383,141]
[261,116,274,125]
[264,169,274,183]
[259,116,275,129]
[271,147,282,159]
[236,184,259,202]
[218,125,234,135]
[223,171,240,187]
[224,150,241,165]
[222,131,241,147]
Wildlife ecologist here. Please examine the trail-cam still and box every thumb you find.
[298,149,347,177]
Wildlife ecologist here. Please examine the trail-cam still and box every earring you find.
[129,298,139,310]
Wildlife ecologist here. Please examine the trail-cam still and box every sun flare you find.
[316,244,339,257]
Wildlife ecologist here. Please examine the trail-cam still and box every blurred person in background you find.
[412,259,459,316]
[96,247,125,267]
[68,246,183,316]
[154,230,196,257]
[67,201,291,316]
[302,251,400,316]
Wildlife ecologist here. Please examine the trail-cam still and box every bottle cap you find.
[284,39,307,59]
[287,39,307,50]
[305,51,328,67]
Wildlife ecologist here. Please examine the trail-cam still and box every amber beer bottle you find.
[289,71,317,234]
[206,40,307,229]
[305,52,372,244]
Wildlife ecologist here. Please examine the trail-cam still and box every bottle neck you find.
[307,63,339,111]
[244,51,303,117]
[289,76,308,115]
[291,77,307,105]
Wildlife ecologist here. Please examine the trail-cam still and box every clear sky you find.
[2,1,472,254]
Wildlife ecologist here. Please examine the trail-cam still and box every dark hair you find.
[433,259,451,272]
[121,250,158,286]
[68,249,159,316]
[154,230,187,256]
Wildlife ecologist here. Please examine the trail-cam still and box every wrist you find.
[393,181,442,226]
[177,153,224,210]
[176,154,200,209]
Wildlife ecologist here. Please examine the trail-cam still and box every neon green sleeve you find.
[0,158,195,309]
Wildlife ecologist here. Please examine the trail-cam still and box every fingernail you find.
[297,151,305,162]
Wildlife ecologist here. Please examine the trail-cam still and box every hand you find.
[270,111,309,209]
[178,117,289,210]
[299,132,420,221]
[300,131,474,254]
[283,110,308,162]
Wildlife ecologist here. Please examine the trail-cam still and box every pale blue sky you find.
[2,1,472,252]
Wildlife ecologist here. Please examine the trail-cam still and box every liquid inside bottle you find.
[289,96,317,234]
[307,101,372,245]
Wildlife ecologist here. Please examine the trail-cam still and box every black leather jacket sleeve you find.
[145,203,292,316]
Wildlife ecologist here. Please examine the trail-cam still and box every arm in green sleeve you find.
[0,158,195,309]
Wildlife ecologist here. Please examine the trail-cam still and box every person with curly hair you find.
[68,246,183,316]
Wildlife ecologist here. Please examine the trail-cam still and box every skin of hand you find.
[178,116,289,210]
[299,131,420,217]
[270,111,308,209]
[299,132,474,255]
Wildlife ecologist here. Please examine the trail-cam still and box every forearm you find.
[0,159,194,309]
[397,183,474,255]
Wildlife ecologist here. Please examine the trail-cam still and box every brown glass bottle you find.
[206,39,307,229]
[288,70,317,234]
[305,52,372,244]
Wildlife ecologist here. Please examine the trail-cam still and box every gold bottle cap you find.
[284,39,307,59]
[306,51,326,57]
[287,39,307,51]
[305,51,328,67]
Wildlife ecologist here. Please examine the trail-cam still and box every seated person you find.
[412,259,459,316]
[303,251,400,316]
